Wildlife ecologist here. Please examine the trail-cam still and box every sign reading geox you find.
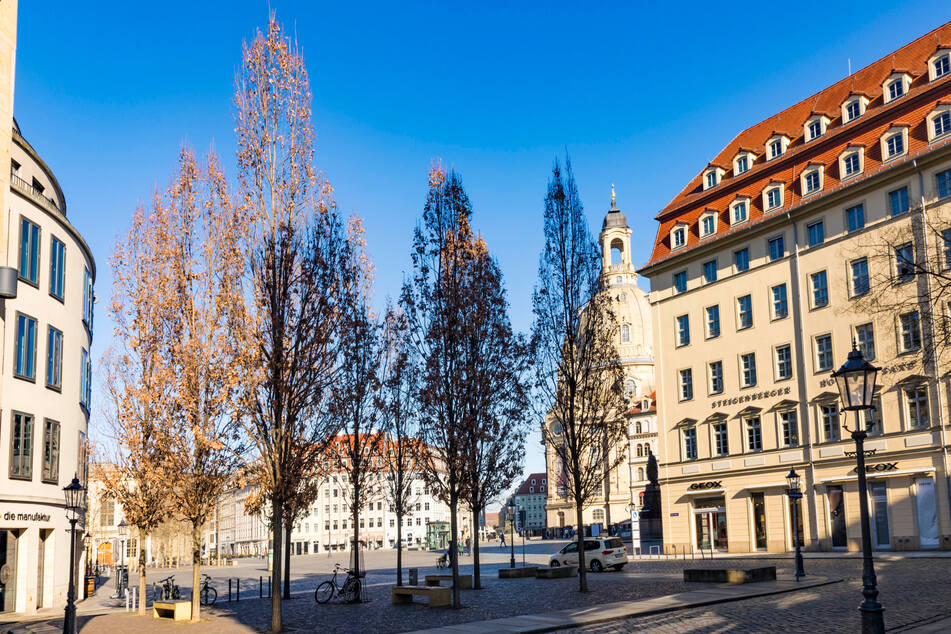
[688,481,723,490]
[850,462,898,474]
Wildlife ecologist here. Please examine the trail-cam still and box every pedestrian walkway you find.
[408,576,842,634]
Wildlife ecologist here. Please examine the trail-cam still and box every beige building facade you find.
[640,25,951,554]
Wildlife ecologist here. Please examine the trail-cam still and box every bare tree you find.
[235,18,345,631]
[401,165,483,608]
[531,157,626,593]
[459,242,531,589]
[326,217,384,592]
[378,304,418,586]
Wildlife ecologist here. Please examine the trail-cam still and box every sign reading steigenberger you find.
[710,386,791,409]
[2,511,52,522]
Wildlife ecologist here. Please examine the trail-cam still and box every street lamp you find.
[832,344,884,634]
[506,502,516,568]
[785,468,805,581]
[63,475,85,634]
[117,520,129,596]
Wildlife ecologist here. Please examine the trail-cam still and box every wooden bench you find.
[153,599,192,621]
[424,574,472,589]
[392,585,451,607]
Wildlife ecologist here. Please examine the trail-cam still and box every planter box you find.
[536,565,577,579]
[683,566,776,584]
[498,566,538,578]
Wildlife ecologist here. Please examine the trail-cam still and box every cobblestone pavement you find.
[7,554,950,633]
[566,557,951,633]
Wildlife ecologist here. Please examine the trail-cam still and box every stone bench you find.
[683,566,777,584]
[498,566,538,578]
[425,574,472,589]
[392,584,451,607]
[536,565,577,579]
[153,599,191,621]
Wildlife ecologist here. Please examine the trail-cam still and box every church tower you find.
[600,185,636,288]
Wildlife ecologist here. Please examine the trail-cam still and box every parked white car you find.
[549,537,628,572]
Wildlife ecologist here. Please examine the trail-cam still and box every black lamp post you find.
[506,502,516,568]
[63,475,85,634]
[832,344,884,634]
[785,468,805,580]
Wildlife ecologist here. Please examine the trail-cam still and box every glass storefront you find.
[751,493,767,550]
[870,482,890,549]
[915,478,939,548]
[1,530,17,613]
[693,497,727,551]
[827,486,847,549]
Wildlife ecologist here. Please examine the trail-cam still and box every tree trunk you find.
[269,503,283,633]
[395,516,403,586]
[352,491,361,597]
[138,535,147,616]
[283,522,291,600]
[471,505,481,589]
[190,521,201,622]
[575,500,587,592]
[449,495,460,608]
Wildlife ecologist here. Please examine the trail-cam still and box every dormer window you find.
[700,211,717,237]
[702,166,724,191]
[766,134,789,160]
[839,145,865,179]
[929,49,950,81]
[804,115,829,142]
[883,72,911,104]
[881,125,909,161]
[801,164,824,195]
[671,224,687,249]
[842,94,869,123]
[763,183,784,211]
[730,197,750,225]
[733,151,756,175]
[927,105,951,142]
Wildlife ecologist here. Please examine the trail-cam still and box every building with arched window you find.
[544,189,656,534]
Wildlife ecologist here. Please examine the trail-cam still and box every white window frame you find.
[733,151,756,175]
[814,332,834,372]
[739,351,757,388]
[881,126,909,161]
[838,145,865,179]
[679,368,694,402]
[774,343,793,380]
[800,165,824,196]
[804,115,829,142]
[700,211,718,237]
[708,360,724,394]
[926,105,951,142]
[671,223,688,250]
[928,49,951,82]
[841,94,869,122]
[766,134,789,160]
[882,73,910,104]
[730,197,750,225]
[702,166,724,191]
[763,183,784,211]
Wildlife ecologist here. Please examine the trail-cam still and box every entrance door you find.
[693,497,728,551]
[751,493,767,550]
[869,482,890,549]
[915,478,939,549]
[827,486,847,549]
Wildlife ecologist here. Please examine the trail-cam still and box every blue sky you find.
[15,1,949,501]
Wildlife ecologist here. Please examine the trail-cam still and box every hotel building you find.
[639,23,951,553]
[0,0,96,614]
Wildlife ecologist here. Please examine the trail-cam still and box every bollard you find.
[228,578,232,601]
[236,578,240,601]
[260,576,263,598]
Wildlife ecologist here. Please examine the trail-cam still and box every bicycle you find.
[199,573,217,606]
[314,563,361,604]
[152,575,181,602]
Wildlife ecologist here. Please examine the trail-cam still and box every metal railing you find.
[10,171,61,214]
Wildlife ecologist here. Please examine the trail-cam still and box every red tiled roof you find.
[625,391,657,415]
[514,472,548,496]
[644,22,951,268]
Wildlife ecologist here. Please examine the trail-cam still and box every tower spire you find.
[610,183,617,211]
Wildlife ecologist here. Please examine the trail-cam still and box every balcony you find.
[10,171,61,216]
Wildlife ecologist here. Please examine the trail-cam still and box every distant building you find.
[512,473,548,532]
